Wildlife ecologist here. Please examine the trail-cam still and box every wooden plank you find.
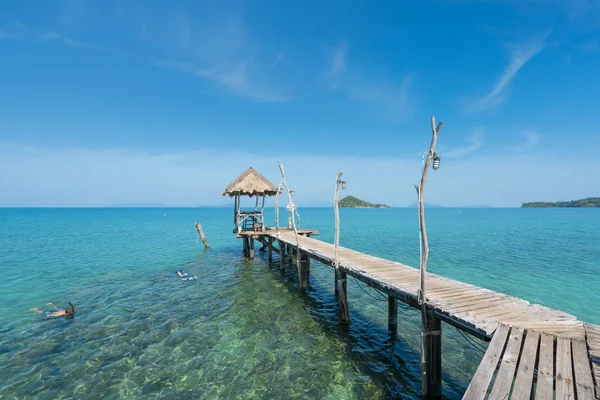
[572,339,595,400]
[489,327,524,400]
[511,330,540,399]
[464,324,510,400]
[557,337,575,399]
[534,333,555,400]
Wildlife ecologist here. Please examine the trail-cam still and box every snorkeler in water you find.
[176,270,197,281]
[31,302,76,318]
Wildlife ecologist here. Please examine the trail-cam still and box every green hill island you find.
[339,195,390,208]
[522,197,600,208]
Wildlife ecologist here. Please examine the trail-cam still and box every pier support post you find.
[278,240,285,272]
[243,237,248,257]
[298,251,308,291]
[249,237,255,260]
[335,270,350,323]
[268,237,273,262]
[421,311,442,400]
[388,296,398,335]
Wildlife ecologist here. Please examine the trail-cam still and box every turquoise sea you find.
[1,207,598,399]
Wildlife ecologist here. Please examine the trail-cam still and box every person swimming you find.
[176,270,197,281]
[31,302,75,319]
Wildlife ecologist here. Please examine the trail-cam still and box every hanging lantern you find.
[432,154,441,170]
[341,181,347,190]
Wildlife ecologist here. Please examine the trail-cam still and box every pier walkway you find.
[265,229,599,399]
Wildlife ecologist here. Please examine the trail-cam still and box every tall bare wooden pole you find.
[334,172,350,323]
[415,116,443,399]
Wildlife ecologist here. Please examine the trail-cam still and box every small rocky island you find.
[339,195,390,208]
[522,197,600,208]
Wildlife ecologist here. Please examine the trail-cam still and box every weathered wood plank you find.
[511,330,540,399]
[489,327,524,400]
[572,339,595,400]
[463,324,510,400]
[535,333,555,400]
[557,337,575,399]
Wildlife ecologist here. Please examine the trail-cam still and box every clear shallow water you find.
[0,207,598,399]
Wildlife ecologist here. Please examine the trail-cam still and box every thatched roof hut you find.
[223,167,279,234]
[222,167,278,197]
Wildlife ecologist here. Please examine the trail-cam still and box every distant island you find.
[339,195,389,208]
[522,197,600,208]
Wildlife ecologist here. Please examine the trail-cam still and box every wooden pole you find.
[249,237,255,260]
[243,237,248,257]
[299,251,308,291]
[334,172,350,323]
[195,223,210,248]
[415,116,443,399]
[388,296,398,334]
[278,240,285,272]
[422,313,442,399]
[275,180,282,237]
[267,237,273,261]
[261,195,266,231]
[233,195,238,230]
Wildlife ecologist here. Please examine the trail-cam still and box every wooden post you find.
[243,237,248,257]
[334,171,350,323]
[298,251,308,291]
[305,253,311,276]
[388,296,398,334]
[336,270,349,322]
[268,237,273,262]
[292,247,298,265]
[415,117,443,399]
[195,223,209,248]
[278,240,285,272]
[422,312,442,399]
[249,237,255,260]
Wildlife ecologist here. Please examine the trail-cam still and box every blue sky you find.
[1,0,600,207]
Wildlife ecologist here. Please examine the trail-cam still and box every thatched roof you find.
[222,167,279,197]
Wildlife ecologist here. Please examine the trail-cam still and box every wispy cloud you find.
[467,32,549,112]
[0,6,287,103]
[326,43,415,120]
[328,43,347,90]
[443,128,485,158]
[510,131,541,152]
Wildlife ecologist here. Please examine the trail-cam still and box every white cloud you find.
[1,142,598,208]
[0,5,287,103]
[328,43,347,90]
[510,131,541,152]
[467,32,549,112]
[326,43,415,120]
[443,128,485,158]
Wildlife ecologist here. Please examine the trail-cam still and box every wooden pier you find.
[222,166,599,398]
[261,229,599,399]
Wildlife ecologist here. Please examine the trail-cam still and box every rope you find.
[350,275,387,302]
[348,276,421,318]
[455,326,486,354]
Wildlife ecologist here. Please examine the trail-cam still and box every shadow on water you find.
[245,249,468,399]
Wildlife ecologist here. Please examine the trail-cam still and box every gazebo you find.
[222,167,279,234]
